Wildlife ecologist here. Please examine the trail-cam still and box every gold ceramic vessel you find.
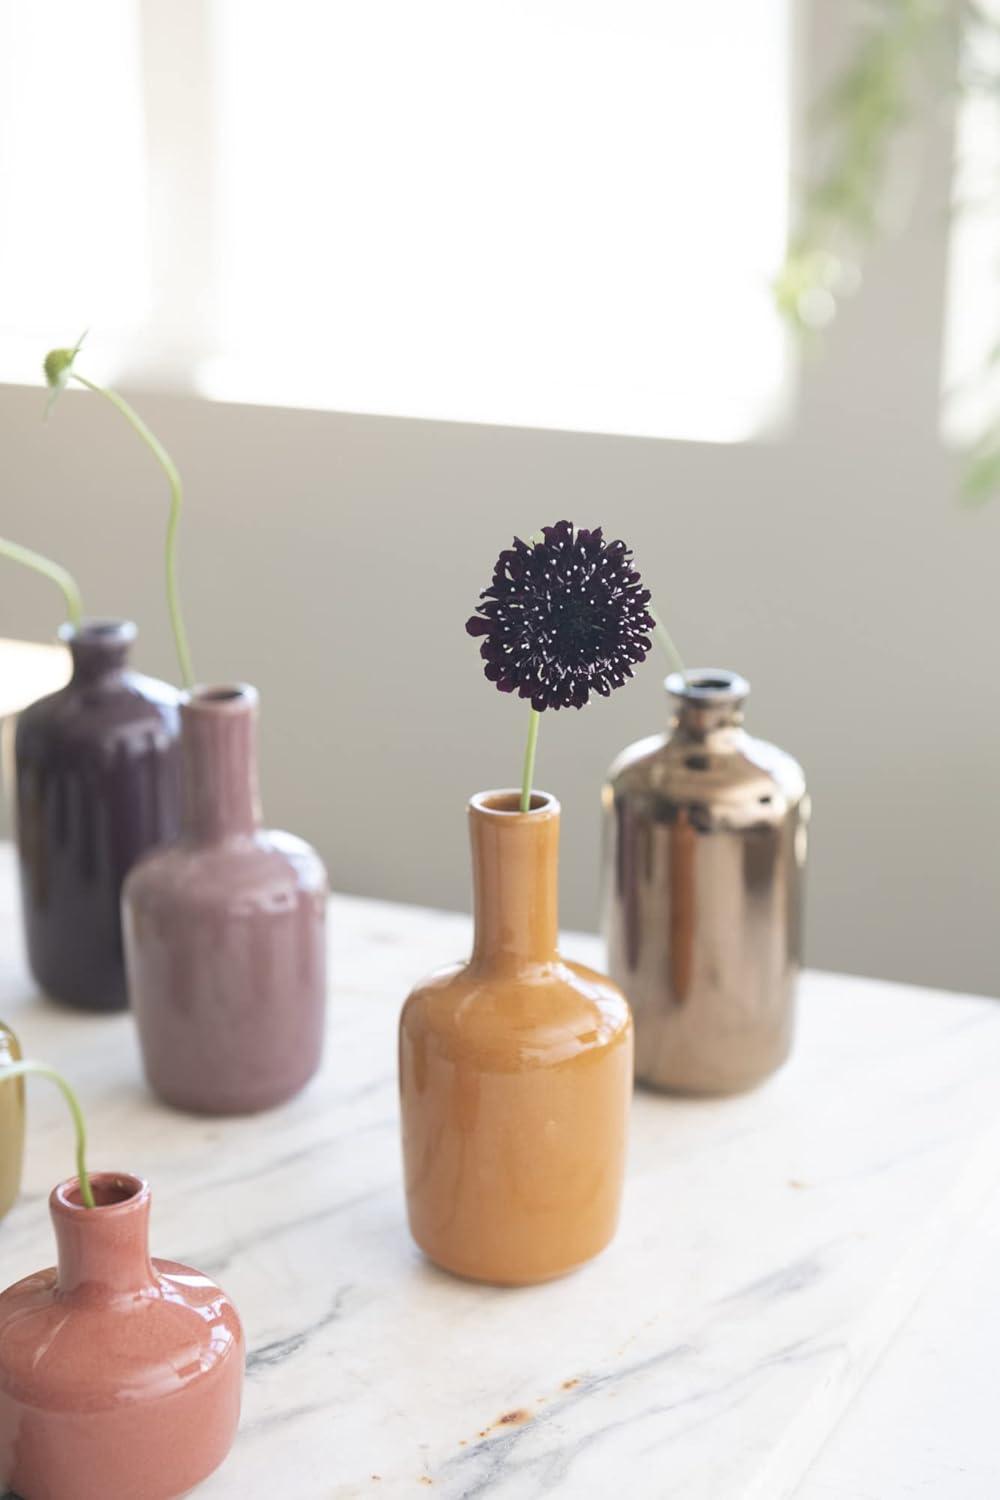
[400,791,633,1285]
[603,671,808,1095]
[0,1020,24,1219]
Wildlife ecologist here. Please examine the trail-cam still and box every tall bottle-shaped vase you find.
[123,684,327,1115]
[604,670,808,1095]
[400,790,633,1285]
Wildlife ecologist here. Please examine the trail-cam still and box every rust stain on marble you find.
[475,1406,534,1441]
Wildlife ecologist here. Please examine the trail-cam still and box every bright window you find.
[0,0,148,381]
[0,1,791,442]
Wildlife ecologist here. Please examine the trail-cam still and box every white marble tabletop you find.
[1,844,997,1500]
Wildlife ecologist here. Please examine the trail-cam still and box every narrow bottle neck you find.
[52,1176,155,1298]
[62,619,137,684]
[181,685,261,839]
[469,791,560,970]
[667,668,750,744]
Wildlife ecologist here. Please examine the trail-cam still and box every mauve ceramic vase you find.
[400,791,633,1286]
[0,1022,24,1221]
[123,684,327,1115]
[14,620,180,1012]
[0,1172,244,1500]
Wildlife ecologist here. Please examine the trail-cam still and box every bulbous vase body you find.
[400,791,633,1285]
[0,1022,24,1220]
[604,670,808,1096]
[123,684,327,1115]
[0,1173,244,1500]
[14,621,180,1012]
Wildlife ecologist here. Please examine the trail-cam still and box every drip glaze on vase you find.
[400,791,633,1286]
[604,670,808,1095]
[0,1022,24,1221]
[14,620,180,1012]
[123,684,327,1115]
[0,1172,244,1500]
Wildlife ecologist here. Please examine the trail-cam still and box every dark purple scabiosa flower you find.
[466,520,654,710]
[466,521,655,809]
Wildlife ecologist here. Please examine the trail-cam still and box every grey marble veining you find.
[1,847,998,1498]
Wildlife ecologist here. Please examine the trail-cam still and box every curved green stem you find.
[520,707,541,813]
[0,538,84,628]
[70,373,195,689]
[651,608,686,680]
[0,1061,94,1208]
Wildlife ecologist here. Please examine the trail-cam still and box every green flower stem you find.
[69,373,195,690]
[651,609,686,680]
[520,707,541,813]
[0,538,83,628]
[0,1061,94,1208]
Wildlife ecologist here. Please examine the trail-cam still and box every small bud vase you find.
[604,670,808,1095]
[0,1172,244,1500]
[400,790,633,1285]
[14,619,181,1012]
[0,1022,24,1220]
[123,684,327,1115]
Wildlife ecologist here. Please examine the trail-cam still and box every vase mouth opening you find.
[471,789,559,819]
[59,618,137,649]
[666,668,749,703]
[53,1172,148,1215]
[184,682,259,714]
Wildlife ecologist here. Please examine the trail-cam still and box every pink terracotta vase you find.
[0,1172,244,1500]
[123,684,328,1115]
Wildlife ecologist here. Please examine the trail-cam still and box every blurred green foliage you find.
[776,0,1000,499]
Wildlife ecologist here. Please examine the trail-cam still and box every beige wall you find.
[0,326,997,996]
[0,6,996,996]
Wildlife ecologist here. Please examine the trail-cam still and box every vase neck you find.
[469,791,560,971]
[181,685,261,839]
[667,668,750,744]
[51,1174,155,1298]
[61,619,136,684]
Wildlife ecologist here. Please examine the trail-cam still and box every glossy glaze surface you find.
[0,1172,244,1500]
[123,684,327,1115]
[400,791,633,1285]
[604,670,808,1095]
[14,621,180,1012]
[0,1022,23,1221]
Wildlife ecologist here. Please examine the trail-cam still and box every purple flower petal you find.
[466,521,657,710]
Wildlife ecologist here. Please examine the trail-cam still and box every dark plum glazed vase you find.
[123,684,328,1115]
[0,1173,244,1500]
[14,620,180,1012]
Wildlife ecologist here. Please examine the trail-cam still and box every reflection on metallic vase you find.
[14,620,181,1012]
[603,670,808,1095]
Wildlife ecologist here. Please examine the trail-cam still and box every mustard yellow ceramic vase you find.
[399,791,633,1285]
[0,1023,24,1220]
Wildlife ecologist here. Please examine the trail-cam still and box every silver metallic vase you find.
[603,670,808,1095]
